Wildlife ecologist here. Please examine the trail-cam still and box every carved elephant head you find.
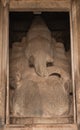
[25,36,53,77]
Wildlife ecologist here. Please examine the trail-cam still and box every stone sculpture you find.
[52,39,71,73]
[9,16,71,118]
[12,66,70,117]
[9,37,28,89]
[27,16,52,42]
[25,17,53,77]
[25,36,53,77]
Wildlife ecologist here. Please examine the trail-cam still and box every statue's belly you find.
[12,77,70,117]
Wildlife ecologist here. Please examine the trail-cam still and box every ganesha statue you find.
[9,16,71,118]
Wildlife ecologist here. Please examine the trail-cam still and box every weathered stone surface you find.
[27,16,52,42]
[51,40,71,73]
[9,37,28,89]
[10,56,28,89]
[9,16,71,118]
[1,0,9,7]
[25,36,53,77]
[12,67,70,117]
[25,17,53,77]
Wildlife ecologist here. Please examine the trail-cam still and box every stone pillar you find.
[70,0,79,129]
[0,1,9,127]
[71,0,80,129]
[76,0,80,129]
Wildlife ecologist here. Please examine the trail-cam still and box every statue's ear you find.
[1,0,9,7]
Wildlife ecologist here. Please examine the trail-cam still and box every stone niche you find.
[9,12,73,125]
[0,0,80,130]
